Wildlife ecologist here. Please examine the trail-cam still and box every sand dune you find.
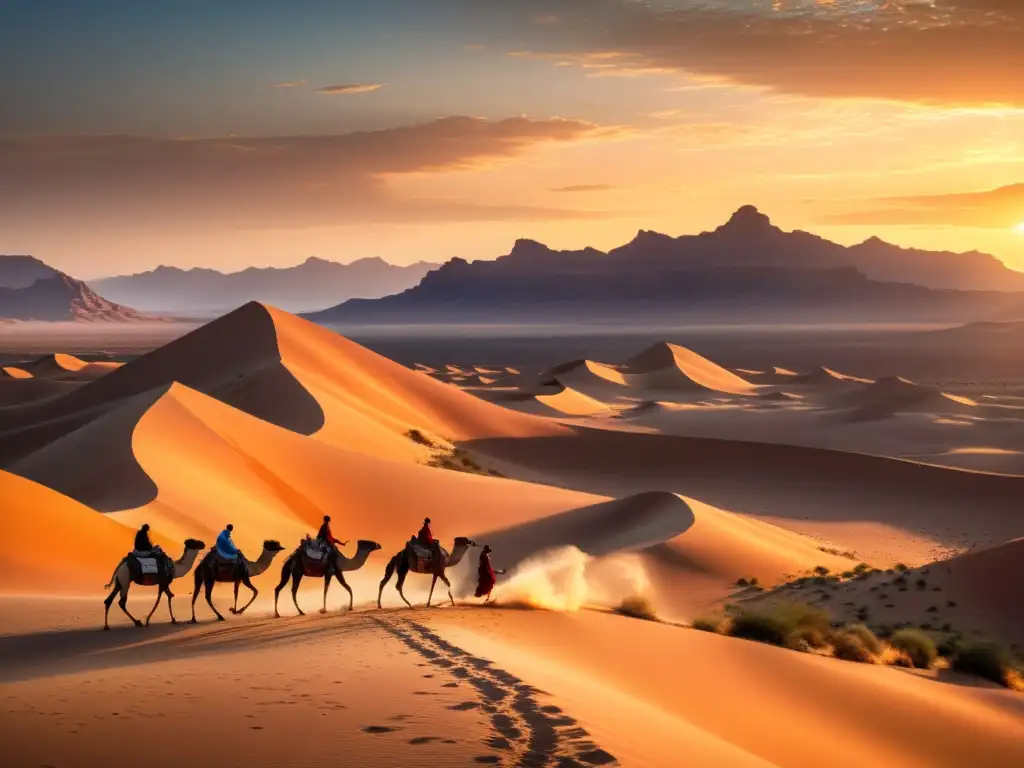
[0,377,82,407]
[623,342,760,396]
[9,381,600,600]
[1,366,33,379]
[0,470,176,594]
[790,366,872,389]
[427,609,1024,768]
[534,385,613,417]
[831,376,978,421]
[470,427,1024,565]
[0,304,565,466]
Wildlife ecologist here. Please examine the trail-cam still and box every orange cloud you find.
[0,117,614,231]
[317,83,385,95]
[490,0,1024,106]
[820,184,1024,229]
[550,184,615,193]
[272,81,306,88]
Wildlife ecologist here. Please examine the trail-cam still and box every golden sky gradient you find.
[1,0,1022,277]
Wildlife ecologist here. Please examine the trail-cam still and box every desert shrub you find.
[926,606,938,613]
[893,575,907,586]
[915,578,928,590]
[727,602,830,648]
[749,576,759,587]
[946,600,958,608]
[895,563,909,572]
[841,570,855,579]
[615,595,657,621]
[736,577,749,587]
[790,625,829,651]
[936,633,963,658]
[952,641,1016,687]
[692,617,721,633]
[853,563,870,574]
[406,429,434,447]
[814,565,830,576]
[890,629,937,669]
[843,623,881,654]
[832,631,874,663]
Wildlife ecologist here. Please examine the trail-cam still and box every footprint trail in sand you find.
[379,617,618,767]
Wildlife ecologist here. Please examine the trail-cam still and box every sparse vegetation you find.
[790,625,830,651]
[692,617,722,633]
[832,630,874,663]
[814,565,830,576]
[951,641,1018,688]
[726,602,830,648]
[889,629,937,669]
[844,623,882,654]
[915,578,928,590]
[895,563,909,572]
[818,546,857,559]
[615,595,658,622]
[405,428,435,447]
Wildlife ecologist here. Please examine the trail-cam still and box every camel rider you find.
[316,515,347,559]
[134,524,154,554]
[216,524,242,564]
[416,517,442,565]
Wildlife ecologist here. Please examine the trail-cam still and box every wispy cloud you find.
[550,184,615,193]
[272,81,306,88]
[317,83,385,95]
[0,116,617,231]
[820,184,1024,229]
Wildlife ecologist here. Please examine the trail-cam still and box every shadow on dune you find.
[0,610,382,684]
[466,427,1024,547]
[0,303,325,468]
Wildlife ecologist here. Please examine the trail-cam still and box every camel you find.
[189,539,287,623]
[377,537,477,609]
[102,539,206,630]
[274,539,382,617]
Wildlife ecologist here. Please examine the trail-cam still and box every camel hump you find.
[407,543,450,573]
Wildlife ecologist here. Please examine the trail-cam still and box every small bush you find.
[615,595,658,621]
[790,625,829,651]
[406,429,434,447]
[946,600,958,608]
[926,606,938,613]
[853,563,870,574]
[726,602,830,648]
[833,631,874,663]
[952,641,1016,687]
[749,577,759,587]
[893,575,907,586]
[736,577,749,587]
[936,634,963,658]
[890,629,937,669]
[915,578,928,590]
[692,617,721,633]
[841,570,855,579]
[844,623,882,654]
[895,563,909,572]
[814,565,830,576]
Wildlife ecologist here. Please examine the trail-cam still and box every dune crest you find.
[624,342,760,396]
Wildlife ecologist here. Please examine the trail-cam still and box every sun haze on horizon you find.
[1,0,1023,276]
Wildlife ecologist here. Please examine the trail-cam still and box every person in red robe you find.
[417,517,434,545]
[474,545,505,601]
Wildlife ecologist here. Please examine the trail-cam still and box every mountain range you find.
[305,207,1024,325]
[92,256,440,315]
[0,257,147,322]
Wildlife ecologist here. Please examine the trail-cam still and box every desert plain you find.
[2,305,1023,768]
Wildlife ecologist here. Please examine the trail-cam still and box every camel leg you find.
[427,574,437,608]
[103,584,120,630]
[291,572,305,616]
[320,575,330,614]
[118,582,144,628]
[145,587,164,626]
[205,580,225,621]
[235,574,259,615]
[189,568,203,623]
[439,572,455,606]
[335,571,354,611]
[165,584,177,624]
[377,555,398,609]
[231,581,240,613]
[395,564,413,609]
[273,559,293,618]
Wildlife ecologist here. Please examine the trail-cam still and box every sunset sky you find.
[2,0,1023,278]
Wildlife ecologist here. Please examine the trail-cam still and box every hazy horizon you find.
[2,0,1023,278]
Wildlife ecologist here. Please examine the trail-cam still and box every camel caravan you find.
[102,516,502,630]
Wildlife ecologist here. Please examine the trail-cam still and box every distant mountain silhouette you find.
[0,272,149,322]
[305,207,1024,325]
[93,256,440,315]
[0,255,58,289]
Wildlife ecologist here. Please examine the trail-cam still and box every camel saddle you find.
[127,549,171,586]
[211,551,246,581]
[300,539,332,577]
[406,541,449,572]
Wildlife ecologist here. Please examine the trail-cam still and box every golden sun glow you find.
[1015,222,1024,234]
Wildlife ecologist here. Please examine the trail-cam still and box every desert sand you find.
[2,303,1022,767]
